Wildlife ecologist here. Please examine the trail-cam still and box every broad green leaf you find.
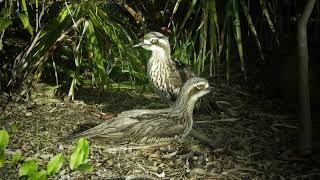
[0,130,9,151]
[77,163,93,172]
[19,159,38,177]
[35,170,47,180]
[0,17,11,32]
[69,148,84,170]
[10,149,22,166]
[47,153,64,175]
[70,138,90,170]
[0,151,5,168]
[76,138,89,162]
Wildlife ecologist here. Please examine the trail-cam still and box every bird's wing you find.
[164,58,194,100]
[126,113,186,143]
[62,109,172,143]
[172,58,195,81]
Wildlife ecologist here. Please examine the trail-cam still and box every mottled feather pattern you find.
[62,77,211,144]
[147,51,181,101]
[140,32,218,114]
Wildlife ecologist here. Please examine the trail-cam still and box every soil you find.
[0,83,319,179]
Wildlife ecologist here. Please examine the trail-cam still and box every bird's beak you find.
[133,42,145,48]
[204,86,213,94]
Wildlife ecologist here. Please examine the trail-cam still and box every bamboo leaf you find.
[259,0,278,45]
[208,0,219,76]
[179,0,197,31]
[231,0,246,74]
[168,0,182,27]
[0,17,11,31]
[240,0,264,61]
[21,0,28,16]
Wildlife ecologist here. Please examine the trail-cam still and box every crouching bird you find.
[61,77,211,144]
[133,32,237,116]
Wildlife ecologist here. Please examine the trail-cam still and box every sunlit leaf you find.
[47,153,64,175]
[18,13,30,29]
[20,0,28,16]
[0,17,11,31]
[70,138,89,170]
[69,148,84,170]
[18,159,38,177]
[35,170,47,180]
[17,13,33,36]
[0,130,9,151]
[76,138,89,162]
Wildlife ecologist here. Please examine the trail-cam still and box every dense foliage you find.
[0,0,319,98]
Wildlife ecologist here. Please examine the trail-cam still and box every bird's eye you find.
[195,83,205,90]
[151,39,158,43]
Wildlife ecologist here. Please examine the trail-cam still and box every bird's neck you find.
[170,97,195,137]
[147,49,178,100]
[149,48,171,62]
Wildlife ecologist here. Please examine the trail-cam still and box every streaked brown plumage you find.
[134,32,225,114]
[134,32,194,102]
[61,77,211,144]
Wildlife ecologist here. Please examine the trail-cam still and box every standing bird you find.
[61,77,211,144]
[133,32,192,102]
[134,32,236,115]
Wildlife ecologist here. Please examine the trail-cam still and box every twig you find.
[125,174,157,180]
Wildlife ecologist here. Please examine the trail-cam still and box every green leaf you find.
[0,151,6,168]
[0,130,9,151]
[10,122,17,133]
[76,163,93,172]
[70,138,89,170]
[47,153,64,175]
[35,170,47,180]
[0,17,11,32]
[10,149,22,166]
[19,159,38,177]
[17,13,30,29]
[76,138,89,162]
[69,148,84,170]
[17,13,33,36]
[21,0,28,16]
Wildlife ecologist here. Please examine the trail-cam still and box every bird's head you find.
[173,77,211,112]
[133,32,171,54]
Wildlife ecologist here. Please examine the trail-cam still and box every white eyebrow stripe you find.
[143,39,152,44]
